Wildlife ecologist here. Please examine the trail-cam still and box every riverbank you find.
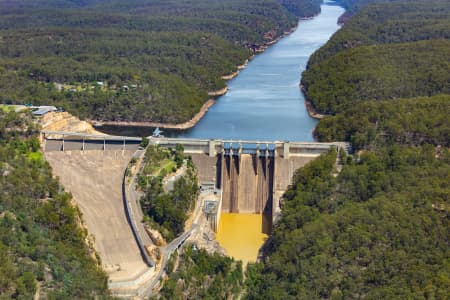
[91,99,216,130]
[304,100,327,119]
[299,83,328,119]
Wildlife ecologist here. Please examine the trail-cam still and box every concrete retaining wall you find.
[122,167,154,268]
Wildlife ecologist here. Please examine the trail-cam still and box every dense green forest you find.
[302,39,450,114]
[303,0,450,115]
[138,145,199,241]
[314,94,450,150]
[0,110,109,298]
[310,0,450,64]
[0,0,322,123]
[158,245,244,299]
[246,147,450,299]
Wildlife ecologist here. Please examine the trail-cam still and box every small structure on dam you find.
[204,199,221,232]
[152,138,348,234]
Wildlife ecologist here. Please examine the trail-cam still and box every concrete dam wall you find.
[221,153,274,214]
[159,139,348,233]
[220,153,275,233]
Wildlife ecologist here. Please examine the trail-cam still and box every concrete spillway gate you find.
[219,143,275,234]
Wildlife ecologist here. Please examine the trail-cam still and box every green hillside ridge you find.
[302,0,450,116]
[314,94,450,150]
[309,0,450,65]
[302,39,450,114]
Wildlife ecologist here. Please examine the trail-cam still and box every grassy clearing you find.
[27,151,44,162]
[0,104,16,112]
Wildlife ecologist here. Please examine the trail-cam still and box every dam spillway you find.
[220,148,275,233]
[155,138,348,233]
[221,153,273,213]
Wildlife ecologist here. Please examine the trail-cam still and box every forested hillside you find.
[314,94,450,149]
[245,0,450,299]
[0,110,109,298]
[247,147,450,299]
[309,0,450,65]
[0,0,322,123]
[159,245,244,299]
[302,0,450,115]
[303,40,450,114]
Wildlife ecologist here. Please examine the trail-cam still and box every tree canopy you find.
[0,110,109,298]
[302,0,450,115]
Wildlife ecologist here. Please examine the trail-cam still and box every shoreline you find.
[90,20,304,131]
[304,100,327,119]
[300,84,328,119]
[208,87,228,97]
[91,99,216,130]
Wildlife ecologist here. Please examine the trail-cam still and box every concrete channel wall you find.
[121,169,154,268]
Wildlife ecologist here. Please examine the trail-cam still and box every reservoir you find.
[178,2,345,141]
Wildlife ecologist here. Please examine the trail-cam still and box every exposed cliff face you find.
[40,111,103,134]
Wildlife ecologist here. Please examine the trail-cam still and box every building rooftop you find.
[32,106,57,116]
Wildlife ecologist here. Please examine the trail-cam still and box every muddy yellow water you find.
[216,213,268,265]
